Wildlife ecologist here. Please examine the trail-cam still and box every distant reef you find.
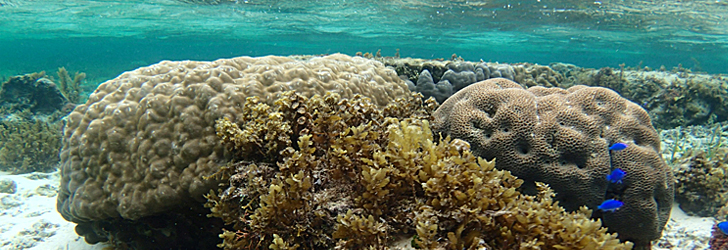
[0,69,84,174]
[355,52,728,129]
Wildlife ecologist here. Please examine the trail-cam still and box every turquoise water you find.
[1,1,727,248]
[1,0,727,81]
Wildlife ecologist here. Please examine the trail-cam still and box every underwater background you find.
[2,0,728,249]
[1,0,727,82]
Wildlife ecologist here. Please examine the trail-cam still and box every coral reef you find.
[376,57,515,103]
[661,123,728,217]
[374,56,564,103]
[377,56,728,128]
[0,72,70,174]
[412,69,452,103]
[431,78,674,247]
[56,54,410,244]
[659,123,727,164]
[513,63,565,88]
[0,72,70,116]
[206,91,632,250]
[674,150,728,217]
[563,66,728,129]
[0,118,62,173]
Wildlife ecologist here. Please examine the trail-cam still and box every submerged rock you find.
[0,72,69,117]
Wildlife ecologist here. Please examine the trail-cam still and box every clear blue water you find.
[0,1,725,248]
[1,0,727,81]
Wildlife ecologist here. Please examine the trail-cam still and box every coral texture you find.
[57,53,410,224]
[414,69,452,103]
[383,56,728,128]
[378,57,515,103]
[674,151,728,217]
[206,91,632,250]
[568,67,728,129]
[513,63,564,87]
[431,78,674,247]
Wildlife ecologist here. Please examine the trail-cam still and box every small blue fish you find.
[719,222,728,235]
[609,143,629,151]
[606,168,626,184]
[598,199,624,212]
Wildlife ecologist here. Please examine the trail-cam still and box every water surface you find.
[1,0,726,80]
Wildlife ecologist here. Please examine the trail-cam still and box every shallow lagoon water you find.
[1,0,728,249]
[1,0,727,79]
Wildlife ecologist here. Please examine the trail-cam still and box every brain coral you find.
[57,53,410,223]
[432,78,674,247]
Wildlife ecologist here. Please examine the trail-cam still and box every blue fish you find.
[719,222,728,235]
[609,143,629,151]
[607,168,626,184]
[598,199,623,212]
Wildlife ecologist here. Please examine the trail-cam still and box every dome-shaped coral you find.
[56,54,410,246]
[431,78,674,247]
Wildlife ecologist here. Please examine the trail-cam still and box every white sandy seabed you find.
[0,170,718,250]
